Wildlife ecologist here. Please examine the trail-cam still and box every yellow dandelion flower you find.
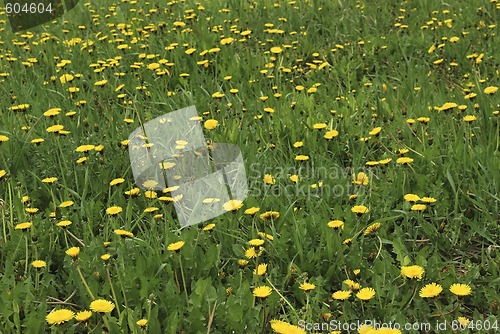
[43,108,61,117]
[114,229,134,238]
[47,125,64,133]
[59,74,74,83]
[270,319,306,334]
[109,178,125,186]
[249,239,265,247]
[253,285,272,298]
[59,201,74,208]
[463,115,477,122]
[32,260,47,268]
[401,265,424,280]
[124,188,140,196]
[257,232,273,241]
[396,157,414,165]
[204,119,218,129]
[364,222,381,236]
[106,206,123,215]
[457,317,470,327]
[202,223,216,231]
[46,309,74,325]
[351,205,369,214]
[484,86,498,95]
[144,207,159,213]
[56,220,72,228]
[436,102,457,111]
[263,174,276,184]
[89,299,115,313]
[313,123,327,130]
[220,37,235,45]
[15,222,32,230]
[449,283,472,296]
[343,279,360,290]
[142,180,158,189]
[327,220,344,230]
[253,263,267,276]
[212,92,225,99]
[94,80,108,87]
[404,194,420,202]
[324,129,339,139]
[295,155,309,161]
[259,211,280,220]
[419,283,443,298]
[299,282,316,291]
[244,207,260,215]
[66,247,80,258]
[137,319,148,327]
[144,191,158,199]
[167,241,185,252]
[411,204,426,211]
[245,247,257,259]
[369,127,382,136]
[353,172,369,186]
[332,290,351,300]
[222,199,243,211]
[356,287,376,300]
[270,46,283,54]
[75,310,92,322]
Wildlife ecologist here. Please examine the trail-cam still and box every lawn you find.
[0,0,499,333]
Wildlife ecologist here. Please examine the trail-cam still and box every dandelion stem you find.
[8,182,14,241]
[65,229,85,247]
[305,294,310,323]
[432,299,444,318]
[206,300,216,334]
[24,234,29,276]
[102,315,112,334]
[401,281,418,310]
[147,295,153,331]
[375,235,383,260]
[262,300,267,331]
[76,264,95,300]
[35,271,40,290]
[114,262,129,307]
[1,204,6,244]
[178,255,189,305]
[265,277,298,318]
[107,266,121,319]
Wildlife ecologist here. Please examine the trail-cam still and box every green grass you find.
[0,0,499,333]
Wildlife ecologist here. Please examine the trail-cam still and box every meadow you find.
[0,0,499,333]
